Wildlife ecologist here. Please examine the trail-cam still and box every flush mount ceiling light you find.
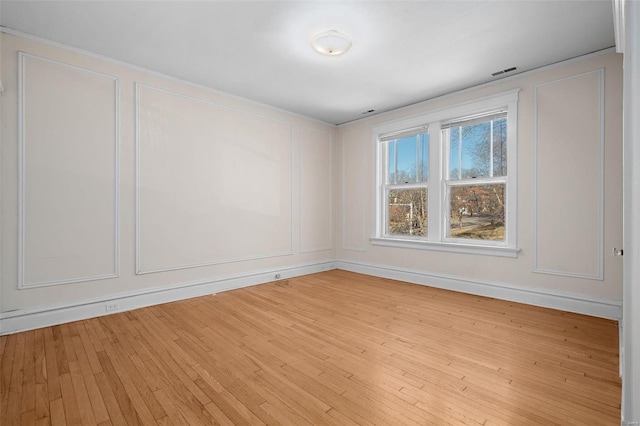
[311,30,352,56]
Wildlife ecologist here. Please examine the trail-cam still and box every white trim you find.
[370,237,520,258]
[613,0,626,54]
[18,52,120,288]
[0,27,335,128]
[300,126,334,253]
[532,69,605,281]
[338,47,616,127]
[1,258,621,335]
[622,0,640,422]
[134,82,295,274]
[341,129,367,252]
[336,260,622,320]
[371,90,520,138]
[0,260,337,336]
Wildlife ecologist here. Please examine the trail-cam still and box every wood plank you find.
[95,352,141,425]
[93,371,128,426]
[43,328,62,402]
[58,374,82,425]
[33,329,49,421]
[21,331,36,416]
[1,334,17,422]
[49,398,66,426]
[6,333,26,425]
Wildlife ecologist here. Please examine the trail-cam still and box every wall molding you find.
[336,259,621,320]
[532,69,605,280]
[0,260,336,335]
[18,52,120,288]
[300,126,334,253]
[337,47,616,128]
[0,27,334,127]
[135,82,294,274]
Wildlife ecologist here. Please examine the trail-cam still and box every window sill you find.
[370,237,520,258]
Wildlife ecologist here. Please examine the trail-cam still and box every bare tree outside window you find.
[388,188,427,236]
[449,184,505,241]
[446,117,507,241]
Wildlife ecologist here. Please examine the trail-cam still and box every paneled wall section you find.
[335,52,623,315]
[534,70,604,279]
[300,127,333,253]
[136,84,293,273]
[341,129,368,252]
[0,34,336,333]
[19,53,119,288]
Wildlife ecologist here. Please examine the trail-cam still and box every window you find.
[373,90,519,257]
[383,131,429,237]
[444,112,507,242]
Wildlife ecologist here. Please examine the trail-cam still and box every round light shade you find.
[311,30,352,56]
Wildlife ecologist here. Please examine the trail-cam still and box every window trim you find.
[372,89,520,256]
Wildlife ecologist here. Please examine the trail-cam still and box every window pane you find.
[448,184,505,241]
[492,118,507,176]
[395,136,417,183]
[462,122,490,178]
[388,188,427,237]
[447,118,507,180]
[386,134,429,184]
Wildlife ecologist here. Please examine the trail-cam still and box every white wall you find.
[336,51,624,319]
[0,33,336,334]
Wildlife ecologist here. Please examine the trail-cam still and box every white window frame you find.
[371,90,520,257]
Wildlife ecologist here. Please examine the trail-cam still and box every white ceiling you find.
[0,1,615,125]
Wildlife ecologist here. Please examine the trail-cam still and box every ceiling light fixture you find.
[311,30,352,56]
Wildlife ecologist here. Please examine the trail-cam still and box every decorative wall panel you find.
[19,53,119,287]
[534,70,604,279]
[342,129,367,251]
[136,84,293,273]
[300,127,333,253]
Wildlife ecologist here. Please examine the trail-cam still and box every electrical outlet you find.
[105,303,119,312]
[275,273,281,280]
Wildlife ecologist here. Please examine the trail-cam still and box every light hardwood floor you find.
[1,270,621,425]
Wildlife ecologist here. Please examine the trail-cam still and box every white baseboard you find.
[1,258,622,335]
[336,260,622,320]
[0,260,336,335]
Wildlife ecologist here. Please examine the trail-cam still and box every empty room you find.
[1,1,639,425]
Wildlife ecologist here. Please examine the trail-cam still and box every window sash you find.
[384,133,429,185]
[380,124,429,142]
[441,109,507,130]
[445,176,506,187]
[445,117,508,180]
